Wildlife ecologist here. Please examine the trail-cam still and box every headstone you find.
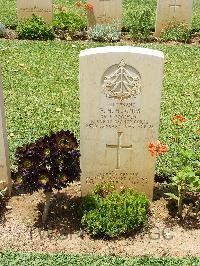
[87,0,122,27]
[0,68,11,194]
[155,0,193,37]
[17,0,53,23]
[80,46,164,199]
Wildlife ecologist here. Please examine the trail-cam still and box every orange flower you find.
[172,114,187,125]
[148,141,168,157]
[85,2,94,11]
[148,142,156,156]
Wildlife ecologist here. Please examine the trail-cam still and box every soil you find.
[0,181,199,258]
[2,29,200,45]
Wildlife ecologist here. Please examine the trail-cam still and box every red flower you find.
[85,2,94,11]
[148,141,168,157]
[172,114,187,125]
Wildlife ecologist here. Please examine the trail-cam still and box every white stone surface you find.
[80,46,164,199]
[87,0,122,27]
[155,0,193,36]
[17,0,53,23]
[0,68,11,193]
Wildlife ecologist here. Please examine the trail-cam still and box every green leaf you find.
[165,193,179,201]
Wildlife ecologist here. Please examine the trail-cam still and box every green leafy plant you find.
[148,114,199,219]
[16,14,54,40]
[81,183,149,237]
[166,166,199,218]
[124,6,152,41]
[53,11,86,35]
[160,23,191,43]
[88,20,121,42]
[0,22,6,37]
[164,115,200,218]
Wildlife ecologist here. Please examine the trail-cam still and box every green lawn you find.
[0,252,200,266]
[0,0,200,30]
[0,40,199,176]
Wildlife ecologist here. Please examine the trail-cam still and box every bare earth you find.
[0,181,199,257]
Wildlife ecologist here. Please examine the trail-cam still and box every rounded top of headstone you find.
[80,46,164,59]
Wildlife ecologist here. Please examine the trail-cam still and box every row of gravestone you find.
[0,46,164,199]
[16,0,193,36]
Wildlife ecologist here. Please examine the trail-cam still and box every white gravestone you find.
[80,46,164,199]
[17,0,53,23]
[87,0,122,27]
[0,68,11,194]
[155,0,193,37]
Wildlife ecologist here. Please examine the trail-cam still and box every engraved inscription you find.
[19,7,51,13]
[86,102,154,129]
[97,14,113,24]
[106,132,132,169]
[85,171,148,186]
[102,60,141,100]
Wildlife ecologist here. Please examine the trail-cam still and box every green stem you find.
[177,186,186,218]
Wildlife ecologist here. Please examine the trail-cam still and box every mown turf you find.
[0,40,199,175]
[0,252,200,266]
[0,0,200,30]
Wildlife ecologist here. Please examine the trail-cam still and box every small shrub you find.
[53,11,86,35]
[88,20,121,42]
[81,183,149,237]
[124,7,152,41]
[16,14,54,40]
[13,130,81,194]
[0,22,6,37]
[160,23,191,43]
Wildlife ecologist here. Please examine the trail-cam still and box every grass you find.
[0,252,200,266]
[0,0,200,30]
[0,40,199,176]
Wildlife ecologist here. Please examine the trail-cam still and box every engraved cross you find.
[169,0,181,13]
[106,132,132,169]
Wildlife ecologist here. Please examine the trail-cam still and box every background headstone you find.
[80,46,164,199]
[155,0,193,36]
[0,68,11,194]
[17,0,53,23]
[87,0,122,27]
